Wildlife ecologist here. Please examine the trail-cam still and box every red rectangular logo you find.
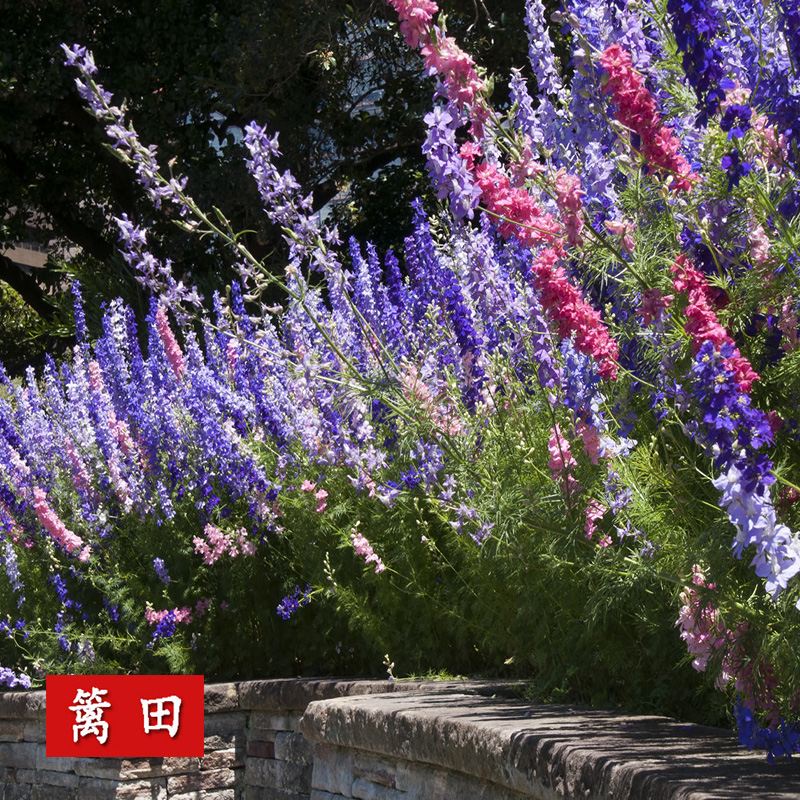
[46,675,204,756]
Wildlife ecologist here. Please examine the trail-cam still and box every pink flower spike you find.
[388,0,438,49]
[670,255,759,391]
[530,247,619,380]
[32,487,86,556]
[599,44,699,194]
[155,305,185,379]
[605,218,635,252]
[553,168,585,247]
[350,529,386,573]
[639,288,673,327]
[315,489,328,513]
[584,499,607,537]
[576,421,604,466]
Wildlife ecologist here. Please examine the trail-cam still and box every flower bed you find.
[2,0,800,761]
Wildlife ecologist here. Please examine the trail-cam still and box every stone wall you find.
[1,679,798,800]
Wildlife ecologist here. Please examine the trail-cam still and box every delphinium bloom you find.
[1,540,24,607]
[389,0,621,384]
[421,29,487,114]
[276,585,312,620]
[388,0,438,50]
[438,265,487,411]
[548,424,581,502]
[193,523,256,566]
[600,44,700,194]
[155,306,186,380]
[153,557,170,585]
[553,169,585,247]
[0,665,31,690]
[391,0,489,133]
[584,499,608,538]
[465,157,619,380]
[517,0,567,150]
[735,701,800,764]
[60,45,190,216]
[670,254,759,391]
[524,0,566,104]
[675,566,728,674]
[687,342,800,602]
[720,148,752,190]
[422,100,481,220]
[529,247,620,381]
[243,123,345,283]
[32,488,90,561]
[639,288,673,327]
[398,365,464,436]
[145,600,210,644]
[61,48,204,317]
[677,566,800,761]
[667,0,728,123]
[350,527,386,574]
[471,159,562,248]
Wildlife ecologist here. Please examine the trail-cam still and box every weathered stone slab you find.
[350,777,403,800]
[2,679,799,800]
[275,730,314,764]
[22,721,46,743]
[301,691,800,800]
[167,766,236,793]
[0,741,39,769]
[352,753,396,788]
[75,777,124,800]
[30,785,76,800]
[9,767,36,784]
[33,768,80,788]
[0,690,45,720]
[246,756,281,788]
[204,731,245,754]
[204,682,239,714]
[311,743,355,797]
[0,785,32,800]
[203,711,247,736]
[113,778,167,800]
[245,787,313,800]
[247,739,275,759]
[200,747,243,771]
[237,677,510,713]
[0,718,23,742]
[70,758,124,781]
[248,711,302,733]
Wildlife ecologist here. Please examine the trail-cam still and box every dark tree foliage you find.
[0,0,544,365]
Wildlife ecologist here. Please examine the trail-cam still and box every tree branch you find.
[0,254,57,321]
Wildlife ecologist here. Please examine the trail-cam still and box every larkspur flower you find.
[350,528,386,573]
[422,100,481,219]
[0,665,31,689]
[153,557,170,585]
[276,585,312,620]
[32,488,89,560]
[667,0,728,122]
[600,44,700,193]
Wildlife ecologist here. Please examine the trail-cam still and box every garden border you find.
[0,678,798,799]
